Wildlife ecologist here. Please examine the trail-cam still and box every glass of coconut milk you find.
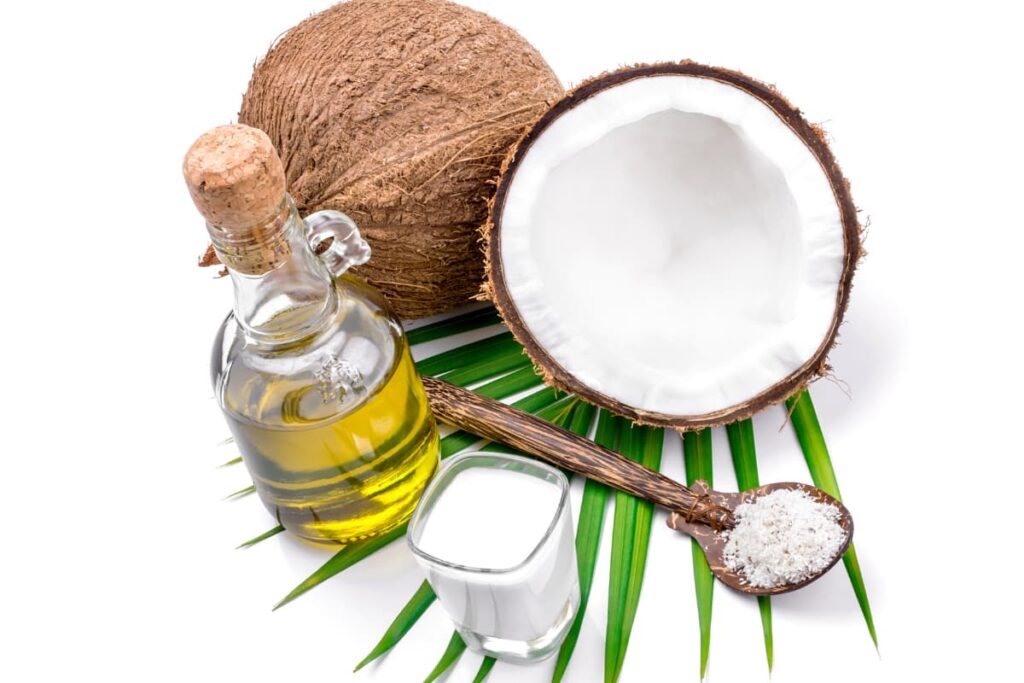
[407,452,580,662]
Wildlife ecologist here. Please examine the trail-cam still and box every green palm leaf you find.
[227,304,877,682]
[407,307,502,346]
[415,331,519,376]
[418,334,527,388]
[683,429,714,680]
[273,524,406,611]
[552,407,611,682]
[565,401,598,448]
[439,349,531,387]
[236,524,284,550]
[471,364,544,399]
[725,419,773,672]
[605,419,663,683]
[605,421,638,683]
[472,656,497,682]
[423,631,466,683]
[224,484,255,501]
[786,390,878,648]
[354,580,437,672]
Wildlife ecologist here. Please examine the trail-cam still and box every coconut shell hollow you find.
[222,0,563,319]
[484,62,862,430]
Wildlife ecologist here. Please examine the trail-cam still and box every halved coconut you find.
[486,63,860,429]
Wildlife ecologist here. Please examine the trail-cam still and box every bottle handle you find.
[304,209,371,278]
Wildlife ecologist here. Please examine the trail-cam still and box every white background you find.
[1,1,1021,681]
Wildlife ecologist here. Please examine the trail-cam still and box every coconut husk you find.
[196,0,563,318]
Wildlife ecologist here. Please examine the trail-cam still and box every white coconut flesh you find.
[497,75,847,418]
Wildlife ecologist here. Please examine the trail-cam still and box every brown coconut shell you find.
[206,0,563,319]
[484,62,863,430]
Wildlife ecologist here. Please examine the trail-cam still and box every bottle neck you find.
[207,196,339,346]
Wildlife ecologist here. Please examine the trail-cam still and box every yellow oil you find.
[224,342,439,544]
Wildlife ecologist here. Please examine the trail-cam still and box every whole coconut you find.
[233,0,563,318]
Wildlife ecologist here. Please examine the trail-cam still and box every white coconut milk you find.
[410,457,579,659]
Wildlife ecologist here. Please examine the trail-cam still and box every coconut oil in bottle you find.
[185,124,440,544]
[215,275,438,543]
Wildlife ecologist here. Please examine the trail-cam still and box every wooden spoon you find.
[423,377,853,596]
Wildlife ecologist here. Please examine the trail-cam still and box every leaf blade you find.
[272,525,405,610]
[434,347,531,387]
[354,580,437,671]
[786,390,878,648]
[605,419,637,683]
[407,307,502,346]
[553,409,614,683]
[757,596,774,671]
[415,331,518,376]
[605,419,662,683]
[423,631,467,683]
[726,419,773,672]
[683,429,714,680]
[471,656,497,683]
[618,425,663,676]
[472,365,544,399]
[236,524,285,550]
[223,484,256,501]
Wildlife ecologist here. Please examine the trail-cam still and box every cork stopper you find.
[184,124,292,275]
[183,124,286,229]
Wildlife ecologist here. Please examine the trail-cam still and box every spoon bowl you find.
[666,480,853,595]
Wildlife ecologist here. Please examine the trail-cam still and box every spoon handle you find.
[422,377,732,529]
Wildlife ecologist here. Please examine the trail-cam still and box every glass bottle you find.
[184,124,440,544]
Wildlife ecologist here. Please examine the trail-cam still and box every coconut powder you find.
[722,488,846,589]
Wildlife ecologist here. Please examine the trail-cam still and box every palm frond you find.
[422,632,466,683]
[726,419,773,672]
[407,307,502,346]
[683,429,714,680]
[605,419,662,683]
[786,390,878,648]
[552,409,615,683]
[236,525,284,550]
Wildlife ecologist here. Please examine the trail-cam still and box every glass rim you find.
[406,451,571,576]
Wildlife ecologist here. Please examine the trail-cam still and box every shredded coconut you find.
[721,488,846,589]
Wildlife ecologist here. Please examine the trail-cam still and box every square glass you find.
[407,452,580,662]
